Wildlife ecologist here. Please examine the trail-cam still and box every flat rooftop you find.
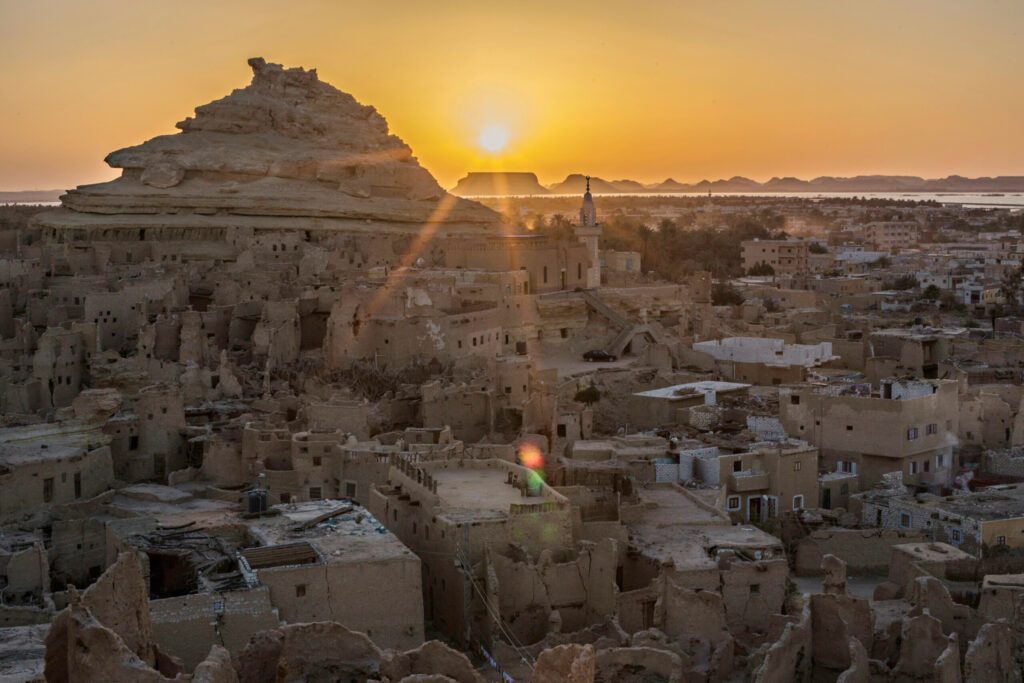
[249,499,415,564]
[624,485,781,571]
[106,484,237,527]
[633,381,751,401]
[0,443,85,467]
[893,542,975,563]
[982,574,1024,589]
[434,468,544,521]
[930,485,1024,521]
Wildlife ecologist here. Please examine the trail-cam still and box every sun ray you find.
[362,192,460,320]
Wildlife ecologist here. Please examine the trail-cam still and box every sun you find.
[477,124,510,153]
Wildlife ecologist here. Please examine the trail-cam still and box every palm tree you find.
[638,224,654,270]
[999,267,1023,314]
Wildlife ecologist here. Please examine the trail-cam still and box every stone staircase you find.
[580,290,629,328]
[546,289,680,365]
[605,323,680,365]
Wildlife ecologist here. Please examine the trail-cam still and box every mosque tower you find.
[575,176,602,288]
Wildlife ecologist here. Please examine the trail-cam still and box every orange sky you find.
[1,0,1022,190]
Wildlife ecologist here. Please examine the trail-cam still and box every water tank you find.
[247,489,268,515]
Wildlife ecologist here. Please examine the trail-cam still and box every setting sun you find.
[477,124,510,154]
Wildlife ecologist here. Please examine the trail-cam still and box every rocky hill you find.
[36,58,500,241]
[450,172,549,196]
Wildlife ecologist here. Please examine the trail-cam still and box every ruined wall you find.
[421,381,493,443]
[488,539,618,644]
[149,586,279,670]
[0,446,114,523]
[256,555,424,651]
[719,558,789,633]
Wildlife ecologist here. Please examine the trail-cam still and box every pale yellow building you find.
[741,239,809,275]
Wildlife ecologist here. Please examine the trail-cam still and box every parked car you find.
[583,349,617,362]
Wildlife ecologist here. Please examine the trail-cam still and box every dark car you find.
[583,349,617,362]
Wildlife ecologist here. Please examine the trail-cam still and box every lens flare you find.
[518,443,544,471]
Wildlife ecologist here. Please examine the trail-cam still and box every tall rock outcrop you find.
[37,58,501,242]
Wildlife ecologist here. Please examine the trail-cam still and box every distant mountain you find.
[763,176,811,192]
[0,189,63,203]
[610,179,648,193]
[459,173,1024,195]
[547,174,623,195]
[450,172,549,196]
[649,178,689,192]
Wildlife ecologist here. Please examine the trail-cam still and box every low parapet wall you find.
[794,528,928,576]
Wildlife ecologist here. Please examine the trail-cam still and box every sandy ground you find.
[531,345,637,380]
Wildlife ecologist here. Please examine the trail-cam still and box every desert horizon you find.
[3,2,1023,190]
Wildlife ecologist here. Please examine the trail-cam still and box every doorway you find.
[748,497,762,522]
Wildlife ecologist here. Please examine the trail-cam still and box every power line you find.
[455,536,535,671]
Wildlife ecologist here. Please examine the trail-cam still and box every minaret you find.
[574,176,602,288]
[580,176,598,227]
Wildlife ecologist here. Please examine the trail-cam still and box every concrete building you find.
[629,381,751,429]
[601,249,641,274]
[858,483,1024,556]
[864,221,920,253]
[693,337,837,385]
[780,379,959,489]
[741,239,809,275]
[685,440,819,522]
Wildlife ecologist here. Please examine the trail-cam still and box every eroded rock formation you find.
[36,58,502,242]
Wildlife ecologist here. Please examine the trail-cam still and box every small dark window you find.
[312,456,322,467]
[309,486,322,500]
[750,584,761,594]
[74,472,82,499]
[295,584,306,597]
[43,477,55,502]
[557,424,567,437]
